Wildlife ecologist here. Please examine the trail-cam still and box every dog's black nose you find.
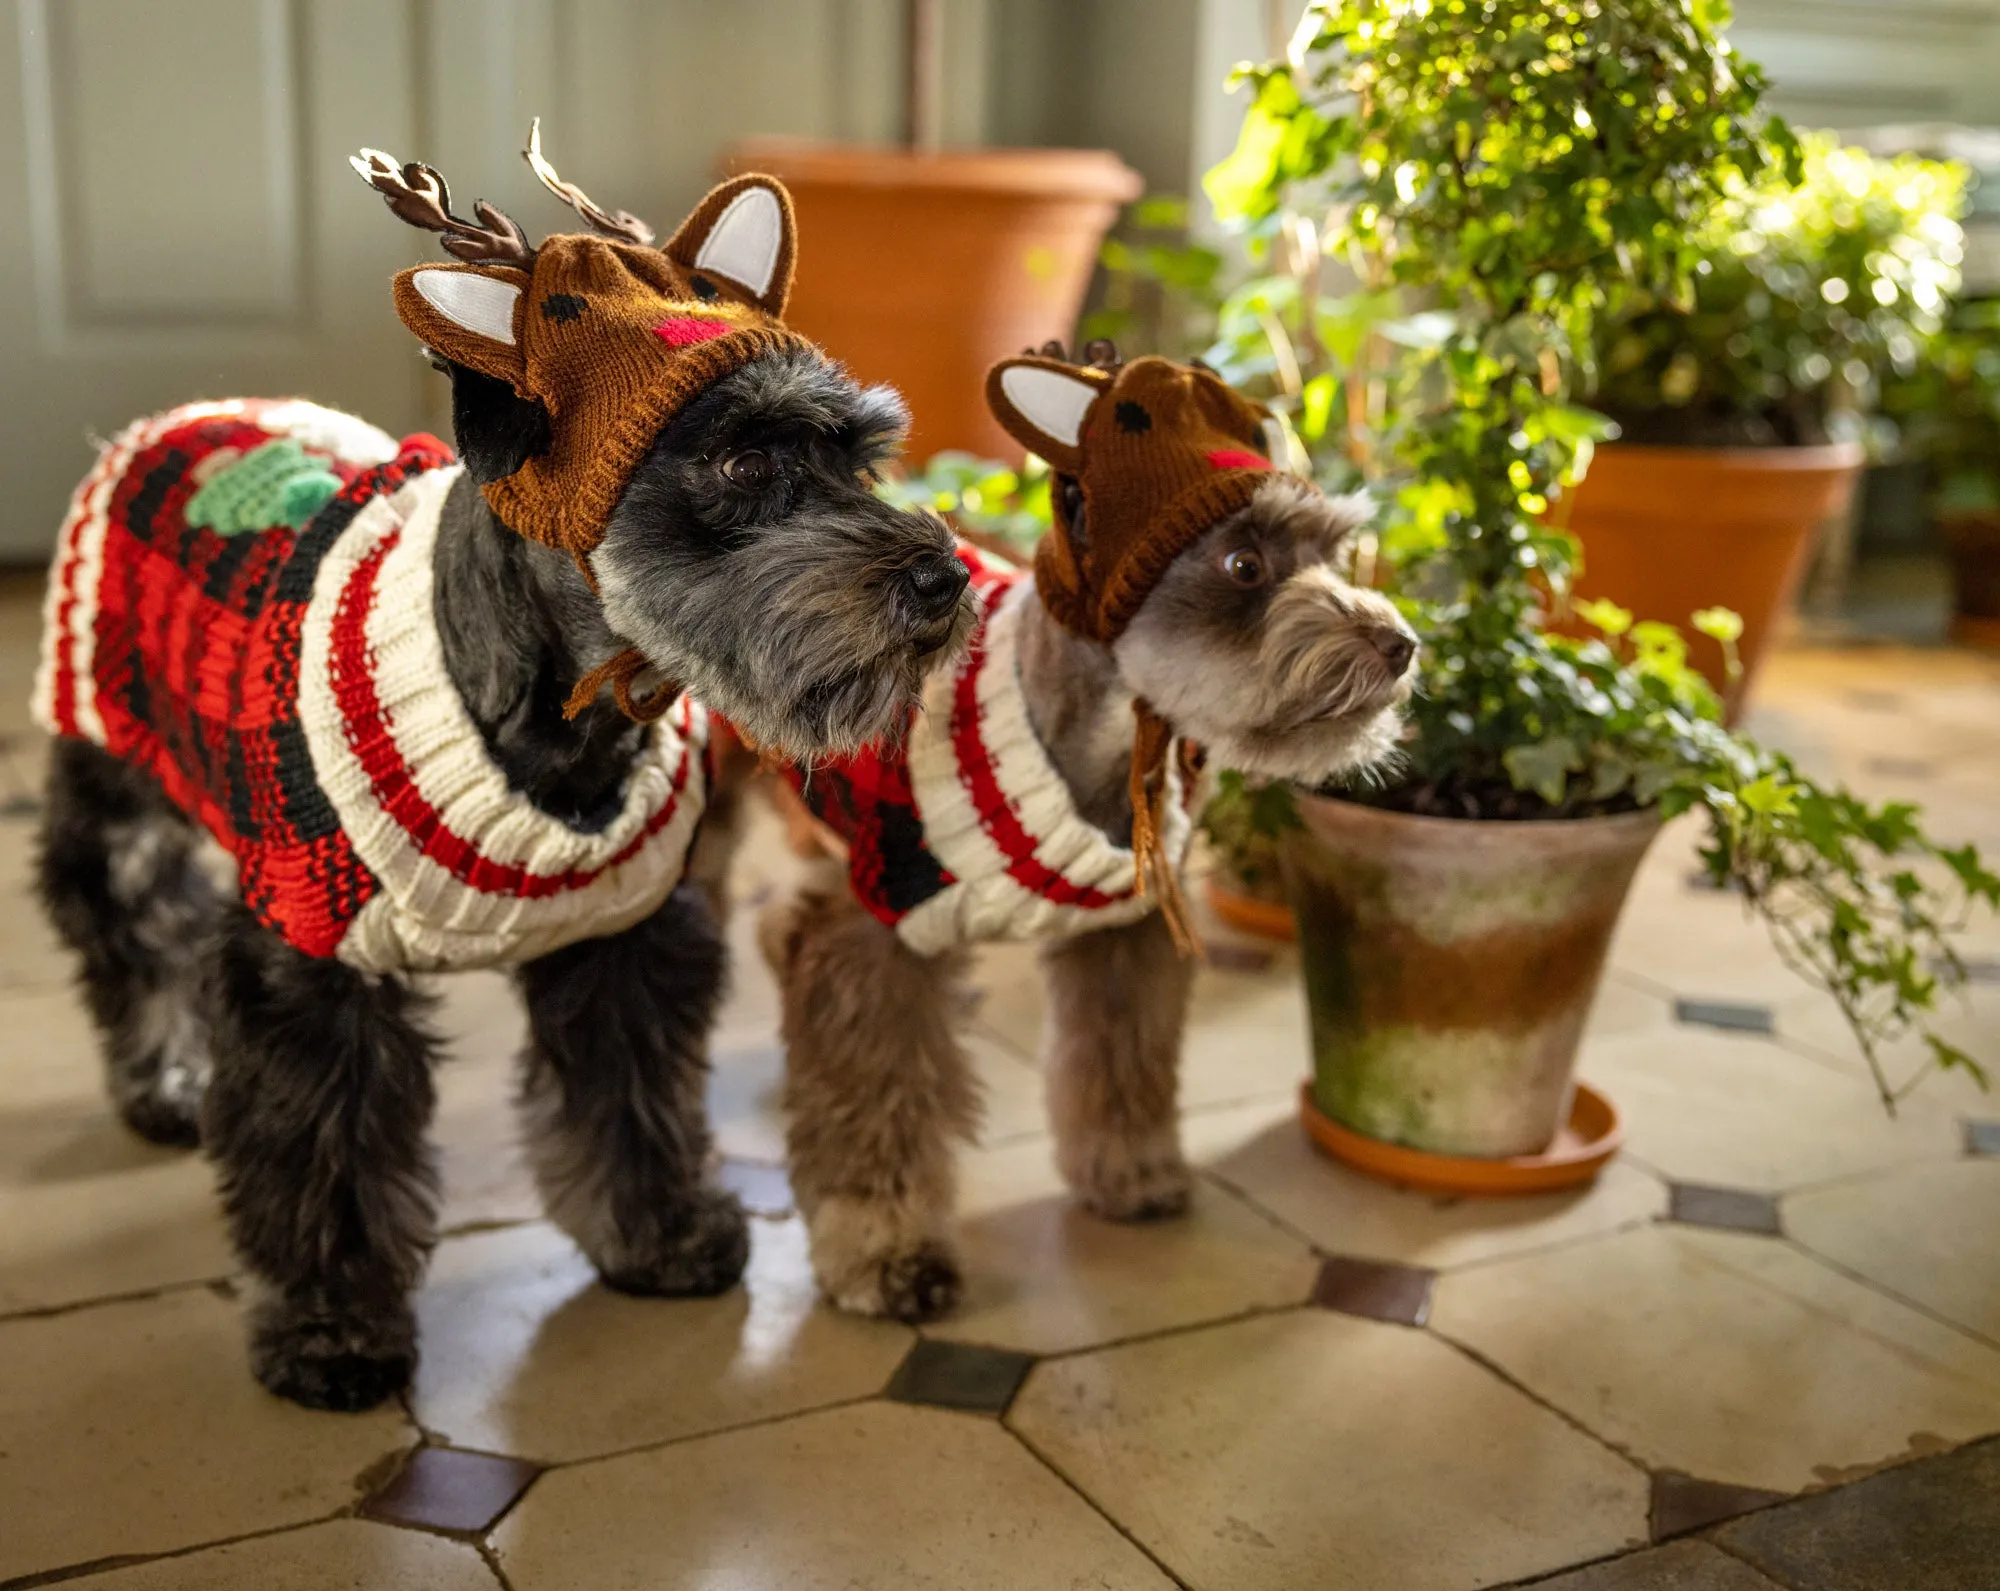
[903,553,970,622]
[1367,626,1415,676]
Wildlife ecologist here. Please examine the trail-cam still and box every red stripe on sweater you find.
[328,530,693,899]
[948,578,1130,910]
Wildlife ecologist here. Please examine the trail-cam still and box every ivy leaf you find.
[1574,597,1634,637]
[1503,736,1583,806]
[1691,607,1744,644]
[1737,773,1801,816]
[1926,1035,1990,1091]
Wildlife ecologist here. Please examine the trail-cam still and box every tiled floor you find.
[2,566,1999,1589]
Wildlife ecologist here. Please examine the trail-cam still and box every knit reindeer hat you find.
[353,122,814,565]
[985,345,1304,954]
[985,346,1291,644]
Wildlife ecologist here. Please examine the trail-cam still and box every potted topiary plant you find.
[1580,134,1966,703]
[1194,0,1996,1191]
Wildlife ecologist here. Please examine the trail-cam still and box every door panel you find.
[0,0,425,562]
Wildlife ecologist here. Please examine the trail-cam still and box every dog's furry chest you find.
[34,399,709,973]
[790,559,1192,956]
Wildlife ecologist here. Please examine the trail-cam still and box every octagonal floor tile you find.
[1430,1225,2000,1494]
[51,1519,499,1591]
[411,1217,911,1463]
[922,1135,1316,1356]
[0,1288,412,1583]
[493,1401,1175,1591]
[1785,1158,2000,1344]
[1186,1095,1667,1270]
[1010,1309,1646,1591]
[1580,1025,1961,1193]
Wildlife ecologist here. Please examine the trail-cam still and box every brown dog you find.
[762,347,1414,1320]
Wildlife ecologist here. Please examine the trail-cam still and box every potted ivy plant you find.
[1195,0,1996,1188]
[1579,135,1966,703]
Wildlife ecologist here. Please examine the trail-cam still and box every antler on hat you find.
[353,121,811,563]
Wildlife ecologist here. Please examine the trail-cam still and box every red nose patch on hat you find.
[1206,448,1272,471]
[653,315,732,348]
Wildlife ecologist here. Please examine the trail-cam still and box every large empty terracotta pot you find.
[722,142,1141,461]
[1562,441,1863,709]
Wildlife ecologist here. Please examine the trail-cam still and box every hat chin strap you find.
[563,645,679,724]
[1127,698,1202,958]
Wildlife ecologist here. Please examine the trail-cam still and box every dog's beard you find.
[1115,569,1413,788]
[596,563,977,759]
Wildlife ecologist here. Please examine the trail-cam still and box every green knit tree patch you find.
[185,439,342,535]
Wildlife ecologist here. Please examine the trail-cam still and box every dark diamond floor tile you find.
[1312,1256,1434,1326]
[1673,1000,1775,1036]
[1716,1438,2000,1591]
[716,1158,793,1216]
[1649,1471,1787,1540]
[886,1339,1036,1414]
[1523,1538,1786,1589]
[1966,1120,2000,1157]
[360,1445,541,1535]
[1960,957,2000,986]
[1864,757,1936,780]
[1667,1184,1784,1237]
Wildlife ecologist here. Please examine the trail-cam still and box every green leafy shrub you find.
[1594,135,1966,447]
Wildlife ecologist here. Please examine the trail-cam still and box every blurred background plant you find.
[1593,134,1966,451]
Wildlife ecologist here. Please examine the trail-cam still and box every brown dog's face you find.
[1112,477,1415,784]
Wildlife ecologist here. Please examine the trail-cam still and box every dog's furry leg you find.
[515,884,748,1297]
[1041,910,1195,1220]
[201,906,441,1411]
[37,740,223,1147]
[765,887,978,1321]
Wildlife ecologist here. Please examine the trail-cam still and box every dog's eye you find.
[1223,549,1266,588]
[722,450,772,488]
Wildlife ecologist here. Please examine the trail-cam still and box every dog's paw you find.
[248,1301,414,1413]
[1065,1130,1194,1222]
[117,1092,202,1149]
[807,1198,962,1322]
[596,1186,751,1299]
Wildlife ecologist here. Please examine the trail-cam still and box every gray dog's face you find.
[591,349,978,757]
[1113,478,1415,784]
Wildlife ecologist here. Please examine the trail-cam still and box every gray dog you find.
[32,135,974,1408]
[765,347,1413,1320]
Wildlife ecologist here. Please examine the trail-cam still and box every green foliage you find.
[1881,297,2000,513]
[1595,135,1967,447]
[1197,768,1303,896]
[1181,0,1995,1108]
[876,451,1052,556]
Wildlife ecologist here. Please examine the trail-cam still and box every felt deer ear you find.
[985,357,1114,473]
[354,148,537,389]
[664,175,797,317]
[390,264,531,389]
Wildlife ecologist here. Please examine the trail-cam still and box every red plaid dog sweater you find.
[789,549,1192,957]
[33,400,709,973]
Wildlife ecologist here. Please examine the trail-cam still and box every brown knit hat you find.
[985,349,1291,642]
[355,123,815,563]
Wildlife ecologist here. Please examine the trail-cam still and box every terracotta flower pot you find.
[1281,797,1659,1160]
[1562,441,1863,709]
[1205,872,1296,942]
[1941,509,2000,652]
[721,142,1141,461]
